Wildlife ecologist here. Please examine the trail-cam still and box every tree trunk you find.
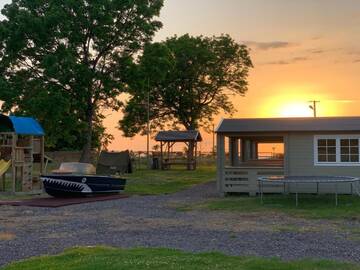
[185,123,196,170]
[80,101,94,163]
[187,140,195,170]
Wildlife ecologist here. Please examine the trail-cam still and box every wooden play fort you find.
[0,115,45,193]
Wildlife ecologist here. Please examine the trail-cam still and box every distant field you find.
[2,247,359,270]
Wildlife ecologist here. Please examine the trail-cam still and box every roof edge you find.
[215,118,224,133]
[220,116,360,121]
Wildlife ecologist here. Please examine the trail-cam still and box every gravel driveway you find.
[0,181,360,266]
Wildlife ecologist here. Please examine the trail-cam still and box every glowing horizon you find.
[0,0,359,152]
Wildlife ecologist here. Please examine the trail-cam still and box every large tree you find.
[120,34,253,135]
[0,0,163,161]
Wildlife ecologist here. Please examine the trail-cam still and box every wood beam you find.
[216,134,225,195]
[160,141,163,170]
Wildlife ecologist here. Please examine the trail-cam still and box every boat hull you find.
[40,174,126,198]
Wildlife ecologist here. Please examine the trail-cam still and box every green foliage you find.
[2,246,359,270]
[126,165,216,195]
[120,34,253,136]
[185,194,360,220]
[0,0,163,154]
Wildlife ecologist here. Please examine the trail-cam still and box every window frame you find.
[314,135,360,166]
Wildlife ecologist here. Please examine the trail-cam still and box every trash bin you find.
[152,157,159,170]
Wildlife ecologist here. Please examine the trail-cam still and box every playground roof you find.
[0,115,44,136]
[155,130,202,142]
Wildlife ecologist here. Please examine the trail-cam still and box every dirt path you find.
[0,182,359,266]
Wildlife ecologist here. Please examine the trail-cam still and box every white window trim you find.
[314,135,360,166]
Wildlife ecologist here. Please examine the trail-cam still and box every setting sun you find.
[256,84,342,119]
[279,102,313,117]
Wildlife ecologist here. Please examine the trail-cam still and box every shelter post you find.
[160,142,163,170]
[194,141,198,170]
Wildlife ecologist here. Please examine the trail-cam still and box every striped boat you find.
[40,163,126,197]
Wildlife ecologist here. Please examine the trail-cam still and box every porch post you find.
[255,142,259,159]
[283,134,290,175]
[244,139,251,161]
[240,138,245,162]
[233,138,240,166]
[228,137,233,165]
[229,137,240,166]
[250,140,257,159]
[216,133,225,196]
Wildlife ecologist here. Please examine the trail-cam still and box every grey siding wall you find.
[287,132,360,193]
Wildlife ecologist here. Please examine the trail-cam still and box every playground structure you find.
[155,130,202,170]
[0,115,45,193]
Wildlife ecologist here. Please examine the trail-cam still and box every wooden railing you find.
[223,166,284,196]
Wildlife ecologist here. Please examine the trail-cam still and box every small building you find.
[97,151,133,175]
[155,130,202,170]
[216,117,360,196]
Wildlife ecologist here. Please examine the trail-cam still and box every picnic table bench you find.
[162,158,196,170]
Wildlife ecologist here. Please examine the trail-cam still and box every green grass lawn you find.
[2,246,359,270]
[0,165,215,200]
[125,165,216,195]
[181,194,360,220]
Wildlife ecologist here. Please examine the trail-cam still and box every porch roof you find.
[216,117,360,134]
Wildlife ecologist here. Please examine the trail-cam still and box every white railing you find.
[223,166,284,196]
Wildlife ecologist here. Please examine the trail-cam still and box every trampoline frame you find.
[258,176,360,206]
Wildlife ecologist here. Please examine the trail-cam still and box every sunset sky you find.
[1,0,360,151]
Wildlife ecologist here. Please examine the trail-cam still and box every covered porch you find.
[217,134,286,196]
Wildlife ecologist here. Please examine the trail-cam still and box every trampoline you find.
[258,175,360,206]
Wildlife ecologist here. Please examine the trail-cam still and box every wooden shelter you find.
[155,131,202,170]
[0,115,45,193]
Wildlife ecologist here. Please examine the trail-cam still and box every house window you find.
[314,136,360,166]
[340,139,359,162]
[317,139,336,162]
